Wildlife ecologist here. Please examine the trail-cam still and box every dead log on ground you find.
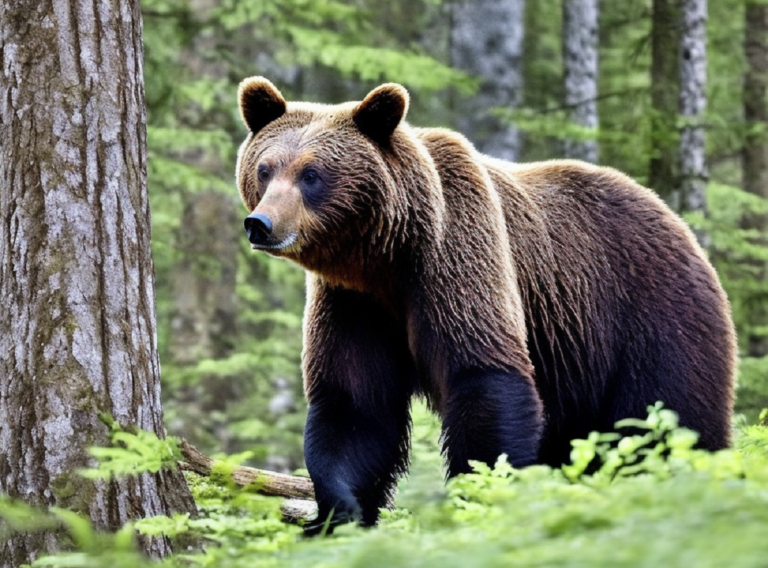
[178,439,318,523]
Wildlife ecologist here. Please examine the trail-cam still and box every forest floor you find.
[26,402,768,568]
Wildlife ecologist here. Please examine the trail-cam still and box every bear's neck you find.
[304,128,449,317]
[306,205,443,322]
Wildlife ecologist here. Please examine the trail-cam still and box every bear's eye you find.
[301,168,319,185]
[257,165,270,183]
[299,167,326,209]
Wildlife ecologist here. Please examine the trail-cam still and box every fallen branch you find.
[281,499,319,524]
[178,439,318,523]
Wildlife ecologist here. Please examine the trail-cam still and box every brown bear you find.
[235,77,737,534]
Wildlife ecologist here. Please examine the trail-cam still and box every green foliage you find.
[519,0,654,176]
[498,107,601,143]
[737,356,768,421]
[78,419,182,479]
[209,0,474,94]
[294,41,476,94]
[7,405,768,568]
[687,183,768,419]
[30,512,140,568]
[0,496,58,534]
[130,0,768,565]
[136,473,294,562]
[563,402,700,482]
[0,499,144,568]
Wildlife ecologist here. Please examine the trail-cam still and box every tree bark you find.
[450,0,526,161]
[649,0,680,200]
[562,0,600,163]
[0,0,197,564]
[678,0,709,236]
[743,1,768,357]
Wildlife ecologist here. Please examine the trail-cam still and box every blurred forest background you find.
[145,0,768,473]
[3,0,768,566]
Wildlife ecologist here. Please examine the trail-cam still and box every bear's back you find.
[491,157,736,454]
[414,127,736,458]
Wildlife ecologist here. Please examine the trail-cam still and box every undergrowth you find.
[3,403,768,568]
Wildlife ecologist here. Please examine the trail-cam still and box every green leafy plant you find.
[78,418,182,479]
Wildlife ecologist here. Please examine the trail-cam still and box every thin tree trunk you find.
[744,2,768,199]
[0,0,197,564]
[678,0,709,236]
[163,0,245,452]
[169,191,242,452]
[170,192,238,365]
[743,1,768,357]
[450,0,526,161]
[562,0,600,163]
[649,0,680,200]
[167,0,239,368]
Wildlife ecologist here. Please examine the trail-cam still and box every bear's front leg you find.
[303,386,411,534]
[302,281,414,535]
[442,367,544,477]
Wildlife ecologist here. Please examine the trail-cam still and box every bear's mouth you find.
[250,232,299,253]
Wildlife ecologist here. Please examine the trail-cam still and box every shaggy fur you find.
[235,77,737,533]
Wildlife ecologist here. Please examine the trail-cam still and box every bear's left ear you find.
[238,76,287,134]
[353,83,409,141]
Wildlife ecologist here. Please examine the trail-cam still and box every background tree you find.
[741,1,768,358]
[140,0,475,467]
[649,0,680,200]
[744,2,768,204]
[562,0,600,163]
[0,0,197,564]
[136,0,768,466]
[678,0,709,226]
[450,0,526,161]
[744,2,768,202]
[2,0,768,563]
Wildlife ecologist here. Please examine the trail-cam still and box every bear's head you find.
[235,77,440,288]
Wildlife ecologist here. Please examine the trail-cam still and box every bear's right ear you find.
[353,83,409,142]
[238,76,287,134]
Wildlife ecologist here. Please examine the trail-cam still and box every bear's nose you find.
[244,213,273,244]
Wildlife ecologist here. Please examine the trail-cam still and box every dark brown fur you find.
[235,78,737,532]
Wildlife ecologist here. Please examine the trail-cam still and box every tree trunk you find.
[0,0,197,564]
[678,0,709,236]
[562,0,600,163]
[743,1,768,357]
[168,191,242,452]
[744,3,768,199]
[450,0,526,161]
[162,0,245,452]
[649,0,680,200]
[170,191,239,365]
